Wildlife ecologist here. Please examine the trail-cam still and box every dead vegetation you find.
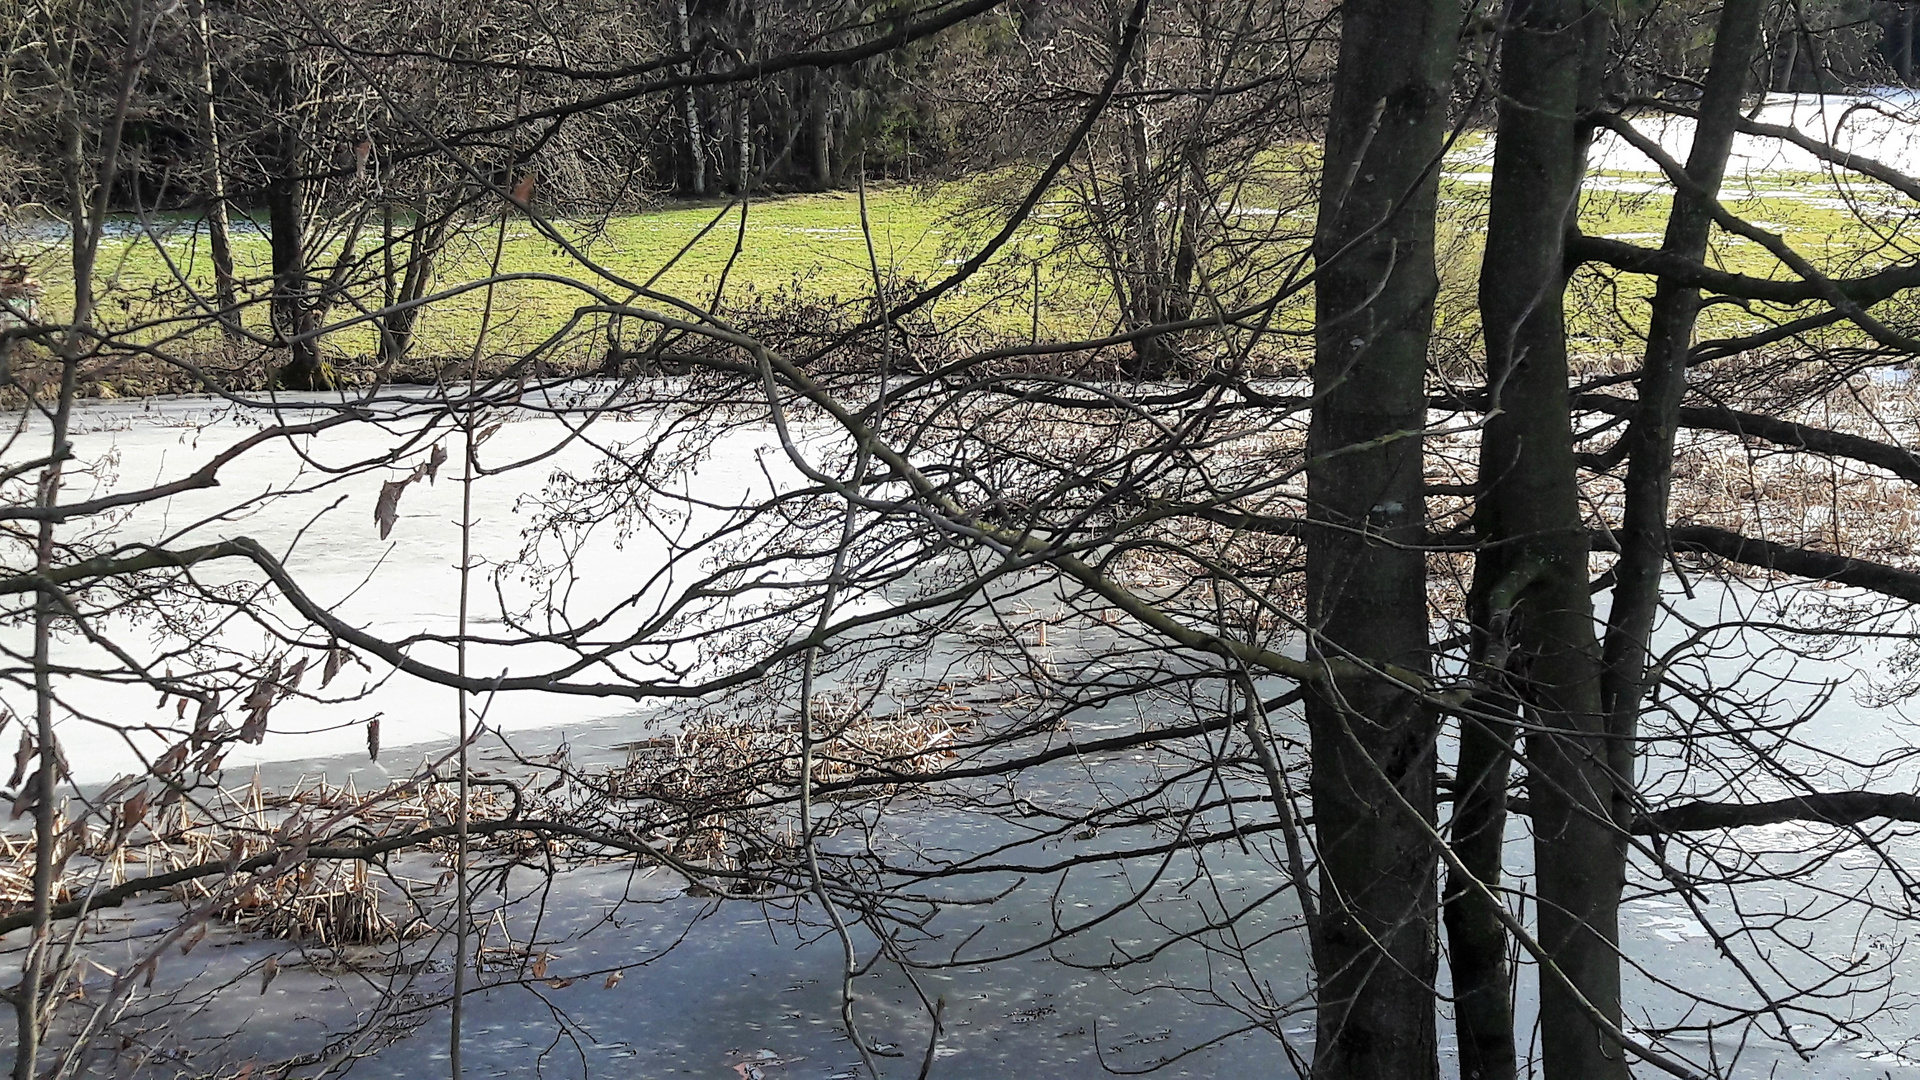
[0,702,968,950]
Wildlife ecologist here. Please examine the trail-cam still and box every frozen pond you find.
[4,394,1920,1078]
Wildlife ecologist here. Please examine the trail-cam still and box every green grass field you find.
[13,150,1913,382]
[23,184,1104,367]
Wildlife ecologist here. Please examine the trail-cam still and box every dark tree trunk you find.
[186,0,237,338]
[1168,144,1202,326]
[1469,6,1621,1080]
[674,0,707,197]
[730,0,754,192]
[1888,6,1918,83]
[1601,0,1764,846]
[264,55,329,391]
[1118,18,1169,377]
[1443,689,1517,1080]
[810,75,834,189]
[1303,2,1459,1077]
[377,214,447,365]
[1771,25,1799,93]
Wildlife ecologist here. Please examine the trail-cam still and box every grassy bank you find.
[6,153,1910,392]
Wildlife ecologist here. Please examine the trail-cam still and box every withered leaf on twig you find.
[374,479,409,540]
[239,659,281,744]
[10,773,41,820]
[374,444,454,538]
[155,742,189,778]
[9,729,33,789]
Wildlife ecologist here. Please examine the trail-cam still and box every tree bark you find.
[264,55,329,390]
[1600,0,1767,828]
[728,0,754,192]
[1467,5,1622,1080]
[1304,2,1459,1077]
[674,0,707,197]
[1119,19,1169,376]
[186,0,237,338]
[378,214,448,365]
[811,74,834,189]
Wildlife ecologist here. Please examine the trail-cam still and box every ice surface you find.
[1589,90,1920,195]
[7,380,1920,1075]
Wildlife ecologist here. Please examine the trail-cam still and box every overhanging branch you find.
[1668,524,1920,603]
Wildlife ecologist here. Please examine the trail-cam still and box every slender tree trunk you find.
[265,55,329,390]
[1773,27,1798,93]
[1168,144,1202,325]
[674,0,707,197]
[185,0,237,337]
[1470,7,1623,1080]
[1908,8,1918,84]
[1601,0,1764,837]
[1303,2,1459,1077]
[811,74,834,188]
[1443,687,1518,1080]
[730,0,754,192]
[379,215,448,364]
[1894,7,1917,84]
[17,19,143,1069]
[1119,19,1168,376]
[733,92,751,192]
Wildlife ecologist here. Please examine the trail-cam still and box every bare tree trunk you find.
[379,214,449,365]
[734,96,751,192]
[1443,687,1518,1080]
[730,0,754,193]
[732,92,751,192]
[1119,18,1167,376]
[1469,6,1623,1080]
[186,0,237,337]
[1893,6,1918,83]
[1896,7,1912,83]
[674,0,707,197]
[265,55,329,390]
[811,74,834,188]
[1304,2,1459,1077]
[16,19,143,1072]
[1167,144,1203,326]
[1601,0,1764,848]
[1772,26,1798,93]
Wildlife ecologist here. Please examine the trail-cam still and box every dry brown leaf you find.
[374,479,408,539]
[154,742,189,778]
[9,729,32,789]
